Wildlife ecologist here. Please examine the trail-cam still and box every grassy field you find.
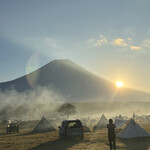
[0,123,150,150]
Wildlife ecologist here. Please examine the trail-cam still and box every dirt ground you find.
[0,123,150,150]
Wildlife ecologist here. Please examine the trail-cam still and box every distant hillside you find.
[0,59,150,101]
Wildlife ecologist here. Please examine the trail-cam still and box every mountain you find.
[0,59,150,101]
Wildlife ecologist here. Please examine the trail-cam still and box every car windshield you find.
[67,121,81,128]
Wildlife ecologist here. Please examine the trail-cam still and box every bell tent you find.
[32,116,56,133]
[115,114,124,120]
[117,119,150,138]
[94,114,108,130]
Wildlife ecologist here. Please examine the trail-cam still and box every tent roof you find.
[32,116,56,133]
[114,119,128,128]
[115,114,124,120]
[117,119,150,138]
[95,114,108,129]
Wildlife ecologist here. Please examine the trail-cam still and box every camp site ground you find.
[0,122,150,150]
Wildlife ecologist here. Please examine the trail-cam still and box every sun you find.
[116,81,124,88]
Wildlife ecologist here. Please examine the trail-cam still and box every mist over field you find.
[0,86,150,122]
[75,101,150,118]
[0,87,65,121]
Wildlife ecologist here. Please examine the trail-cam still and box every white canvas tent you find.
[115,114,124,120]
[114,119,128,128]
[32,116,56,133]
[94,114,108,130]
[117,119,150,138]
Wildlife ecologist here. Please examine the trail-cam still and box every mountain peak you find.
[44,59,88,74]
[52,59,71,63]
[50,59,80,67]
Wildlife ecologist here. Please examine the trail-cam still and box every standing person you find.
[107,119,116,150]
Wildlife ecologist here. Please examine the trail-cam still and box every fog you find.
[75,102,150,119]
[0,87,150,122]
[0,87,65,121]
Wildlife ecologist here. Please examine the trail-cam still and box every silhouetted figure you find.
[107,119,116,150]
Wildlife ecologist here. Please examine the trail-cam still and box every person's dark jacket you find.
[107,123,116,138]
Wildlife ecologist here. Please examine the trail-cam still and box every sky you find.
[0,0,150,92]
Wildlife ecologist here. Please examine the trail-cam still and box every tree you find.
[58,103,77,119]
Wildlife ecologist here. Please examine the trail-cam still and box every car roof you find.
[62,119,81,123]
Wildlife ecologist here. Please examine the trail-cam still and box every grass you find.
[0,123,150,150]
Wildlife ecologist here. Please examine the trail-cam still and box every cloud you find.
[94,35,107,46]
[130,46,142,50]
[86,34,147,53]
[127,38,132,41]
[43,37,58,48]
[87,38,95,43]
[86,35,108,48]
[86,38,95,44]
[112,38,128,47]
[11,36,59,57]
[142,39,150,48]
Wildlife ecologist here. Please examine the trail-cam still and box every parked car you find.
[6,123,19,134]
[59,119,84,139]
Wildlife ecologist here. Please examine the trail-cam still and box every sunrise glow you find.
[116,81,124,88]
